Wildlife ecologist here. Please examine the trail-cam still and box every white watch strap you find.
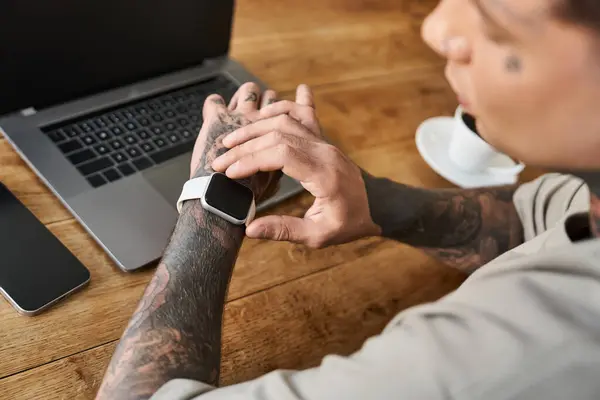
[176,175,256,226]
[177,176,211,214]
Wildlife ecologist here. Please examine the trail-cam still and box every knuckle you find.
[307,236,327,249]
[321,144,342,162]
[270,130,285,143]
[330,218,345,233]
[276,143,293,158]
[275,114,292,129]
[275,220,291,242]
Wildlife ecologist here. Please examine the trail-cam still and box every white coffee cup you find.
[448,106,525,176]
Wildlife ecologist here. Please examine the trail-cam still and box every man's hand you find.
[190,83,280,201]
[96,83,283,400]
[212,85,381,248]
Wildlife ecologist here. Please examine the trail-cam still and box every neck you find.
[572,171,600,238]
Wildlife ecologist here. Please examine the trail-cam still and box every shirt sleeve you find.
[513,173,588,241]
[150,240,600,400]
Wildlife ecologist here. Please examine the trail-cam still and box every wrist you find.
[179,198,246,236]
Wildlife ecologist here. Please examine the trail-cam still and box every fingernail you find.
[246,224,261,238]
[442,36,467,54]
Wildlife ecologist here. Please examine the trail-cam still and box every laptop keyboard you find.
[43,76,239,188]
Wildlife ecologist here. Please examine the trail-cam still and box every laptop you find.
[0,0,304,272]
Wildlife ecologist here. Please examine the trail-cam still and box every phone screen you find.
[0,182,90,315]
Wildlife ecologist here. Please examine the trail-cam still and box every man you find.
[97,0,600,398]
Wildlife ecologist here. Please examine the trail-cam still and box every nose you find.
[421,0,472,63]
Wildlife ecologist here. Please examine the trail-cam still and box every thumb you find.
[246,215,313,244]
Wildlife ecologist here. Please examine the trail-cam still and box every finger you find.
[223,114,312,149]
[192,94,227,176]
[234,82,261,113]
[295,84,315,109]
[228,90,240,111]
[246,215,315,244]
[256,100,321,137]
[213,130,308,172]
[260,89,278,109]
[225,144,317,185]
[203,94,227,120]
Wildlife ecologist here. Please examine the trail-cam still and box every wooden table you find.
[0,1,542,398]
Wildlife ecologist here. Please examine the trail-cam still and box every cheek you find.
[468,51,559,162]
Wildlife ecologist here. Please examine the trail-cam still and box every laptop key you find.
[148,101,162,111]
[96,131,110,141]
[103,168,121,182]
[94,144,110,155]
[124,134,138,145]
[48,130,67,143]
[87,174,107,188]
[92,118,108,129]
[126,146,141,158]
[111,126,124,136]
[140,141,155,153]
[81,135,96,146]
[108,113,122,124]
[64,126,81,137]
[168,133,181,143]
[110,139,124,151]
[80,122,93,133]
[111,151,128,164]
[153,138,167,148]
[59,139,83,154]
[150,142,191,165]
[132,157,153,171]
[181,130,194,140]
[68,149,96,165]
[121,110,135,120]
[78,157,114,176]
[118,163,136,176]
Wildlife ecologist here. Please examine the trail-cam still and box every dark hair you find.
[556,0,600,31]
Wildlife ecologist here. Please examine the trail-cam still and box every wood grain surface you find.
[0,0,541,398]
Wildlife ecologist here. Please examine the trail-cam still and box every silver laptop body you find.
[0,1,303,271]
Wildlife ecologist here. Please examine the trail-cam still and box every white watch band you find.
[176,174,256,226]
[177,176,211,214]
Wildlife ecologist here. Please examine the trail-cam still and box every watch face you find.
[205,173,254,221]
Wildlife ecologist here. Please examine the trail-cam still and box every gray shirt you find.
[151,174,600,399]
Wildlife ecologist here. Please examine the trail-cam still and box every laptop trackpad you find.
[142,155,192,209]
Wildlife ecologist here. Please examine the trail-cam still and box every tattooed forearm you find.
[362,171,523,273]
[96,101,272,400]
[97,200,244,400]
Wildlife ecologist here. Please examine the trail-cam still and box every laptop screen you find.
[0,0,234,116]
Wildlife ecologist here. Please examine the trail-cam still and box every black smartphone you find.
[0,182,90,316]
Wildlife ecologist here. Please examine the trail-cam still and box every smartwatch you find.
[176,173,256,226]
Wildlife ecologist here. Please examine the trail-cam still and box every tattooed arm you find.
[362,172,523,273]
[211,86,523,274]
[96,86,280,400]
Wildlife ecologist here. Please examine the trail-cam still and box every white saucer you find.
[416,117,520,188]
